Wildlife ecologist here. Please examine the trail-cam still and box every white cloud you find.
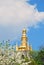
[0,0,44,27]
[0,0,44,41]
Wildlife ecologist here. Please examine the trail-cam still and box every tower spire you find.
[16,28,32,51]
[21,28,27,46]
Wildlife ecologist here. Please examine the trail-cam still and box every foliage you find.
[0,41,16,65]
[29,50,38,59]
[35,47,44,65]
[0,41,44,65]
[24,56,29,62]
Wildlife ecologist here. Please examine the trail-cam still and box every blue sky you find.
[27,0,44,50]
[28,23,44,50]
[28,0,44,11]
[0,0,44,50]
